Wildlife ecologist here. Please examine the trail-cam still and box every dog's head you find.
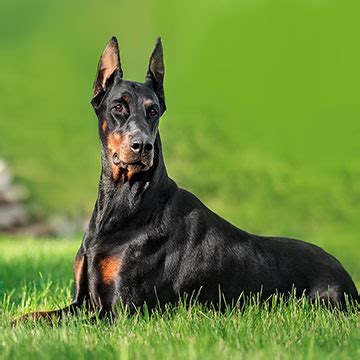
[91,37,166,181]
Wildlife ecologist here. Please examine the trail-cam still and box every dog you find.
[17,37,358,322]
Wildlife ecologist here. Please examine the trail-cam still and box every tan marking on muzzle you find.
[107,132,127,180]
[106,132,146,182]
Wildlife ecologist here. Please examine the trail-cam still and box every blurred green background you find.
[0,1,359,274]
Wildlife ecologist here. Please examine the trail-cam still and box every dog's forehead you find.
[109,79,158,103]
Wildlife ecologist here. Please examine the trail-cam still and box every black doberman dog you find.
[18,37,358,322]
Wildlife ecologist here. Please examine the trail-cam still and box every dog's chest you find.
[86,240,172,308]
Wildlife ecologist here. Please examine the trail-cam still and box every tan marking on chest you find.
[73,256,84,287]
[98,256,122,285]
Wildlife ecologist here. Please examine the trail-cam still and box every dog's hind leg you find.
[309,283,359,310]
[309,284,344,307]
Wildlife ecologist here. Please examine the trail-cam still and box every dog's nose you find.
[129,137,153,156]
[143,141,153,154]
[130,139,142,154]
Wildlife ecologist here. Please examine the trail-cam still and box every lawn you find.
[0,238,359,360]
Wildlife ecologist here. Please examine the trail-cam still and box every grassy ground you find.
[1,238,359,360]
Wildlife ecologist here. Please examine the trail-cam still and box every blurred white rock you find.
[0,158,88,236]
[0,159,29,230]
[0,159,11,193]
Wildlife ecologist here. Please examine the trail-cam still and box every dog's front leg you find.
[12,247,90,326]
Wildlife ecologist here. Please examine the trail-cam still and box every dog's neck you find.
[89,133,174,236]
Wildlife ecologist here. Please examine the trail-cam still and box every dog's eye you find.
[148,108,158,117]
[113,105,124,113]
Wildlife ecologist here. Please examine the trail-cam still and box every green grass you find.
[1,238,359,360]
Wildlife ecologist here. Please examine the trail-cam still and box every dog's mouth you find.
[121,160,147,170]
[112,153,152,172]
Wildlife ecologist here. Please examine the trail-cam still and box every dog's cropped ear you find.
[92,37,122,107]
[145,37,166,114]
